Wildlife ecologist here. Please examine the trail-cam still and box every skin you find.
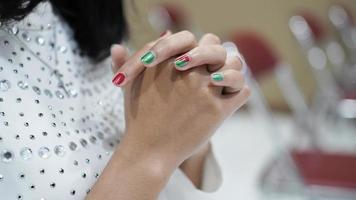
[86,31,250,200]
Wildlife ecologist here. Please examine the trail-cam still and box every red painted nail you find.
[176,54,191,62]
[160,30,168,37]
[174,54,192,68]
[112,72,126,87]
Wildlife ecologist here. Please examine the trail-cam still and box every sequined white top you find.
[0,3,221,200]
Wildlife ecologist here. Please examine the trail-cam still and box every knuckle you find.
[216,45,227,60]
[195,46,207,57]
[233,87,251,108]
[186,70,199,80]
[226,70,244,86]
[213,45,227,55]
[180,30,196,43]
[182,71,202,88]
[235,71,245,83]
[203,33,221,43]
[160,38,174,49]
[238,86,251,102]
[154,38,173,54]
[201,89,221,112]
[244,86,252,98]
[228,57,241,69]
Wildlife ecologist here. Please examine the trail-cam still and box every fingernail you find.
[174,55,191,68]
[160,30,168,37]
[141,51,156,65]
[112,72,126,87]
[211,73,224,82]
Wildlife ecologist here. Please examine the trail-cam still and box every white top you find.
[0,3,221,200]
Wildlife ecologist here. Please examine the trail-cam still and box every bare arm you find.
[87,138,211,200]
[86,137,176,200]
[180,143,210,188]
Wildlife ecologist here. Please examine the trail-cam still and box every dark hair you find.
[0,0,127,62]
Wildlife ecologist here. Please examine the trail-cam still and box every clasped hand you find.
[110,30,250,171]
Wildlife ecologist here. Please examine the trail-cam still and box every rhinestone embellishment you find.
[36,36,45,46]
[69,142,78,151]
[79,139,88,148]
[1,150,14,163]
[11,26,19,35]
[38,147,51,159]
[22,32,31,42]
[55,90,64,99]
[20,147,33,160]
[44,89,53,98]
[32,86,41,95]
[0,79,11,92]
[17,81,29,90]
[54,145,66,157]
[0,2,125,198]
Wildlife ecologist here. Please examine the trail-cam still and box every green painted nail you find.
[175,60,188,68]
[212,73,224,82]
[141,51,156,65]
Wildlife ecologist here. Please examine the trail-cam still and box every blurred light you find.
[326,41,345,67]
[351,28,356,49]
[338,99,356,119]
[329,5,348,29]
[307,47,327,70]
[289,16,312,41]
[148,6,172,33]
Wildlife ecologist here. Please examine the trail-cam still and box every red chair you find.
[329,4,356,49]
[329,4,356,101]
[231,31,279,78]
[231,31,356,199]
[231,31,318,144]
[290,11,356,124]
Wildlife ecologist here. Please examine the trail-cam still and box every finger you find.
[210,69,245,94]
[208,47,243,73]
[111,44,129,73]
[199,33,221,46]
[112,31,172,87]
[223,55,243,71]
[140,30,198,67]
[173,45,226,71]
[223,85,251,110]
[223,42,246,73]
[198,34,222,72]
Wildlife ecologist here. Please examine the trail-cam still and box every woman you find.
[0,0,250,199]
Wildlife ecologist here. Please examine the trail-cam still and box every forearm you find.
[180,143,210,189]
[86,138,175,200]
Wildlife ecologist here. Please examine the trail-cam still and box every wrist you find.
[116,133,178,180]
[87,135,175,200]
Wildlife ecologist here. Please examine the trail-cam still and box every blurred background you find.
[126,0,356,199]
